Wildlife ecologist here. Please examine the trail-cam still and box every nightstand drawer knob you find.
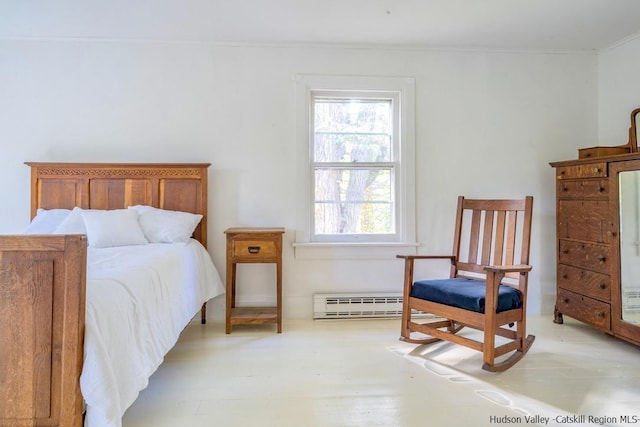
[248,246,261,254]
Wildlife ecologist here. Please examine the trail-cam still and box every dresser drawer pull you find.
[247,246,261,254]
[597,311,606,319]
[598,256,606,263]
[599,283,607,290]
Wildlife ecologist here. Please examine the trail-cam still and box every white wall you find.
[598,35,640,145]
[0,39,599,318]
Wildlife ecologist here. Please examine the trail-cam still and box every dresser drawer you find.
[231,239,279,260]
[558,240,610,274]
[557,264,610,302]
[556,163,607,179]
[556,288,611,330]
[557,200,611,243]
[556,179,608,199]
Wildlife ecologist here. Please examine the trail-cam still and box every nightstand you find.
[224,227,285,333]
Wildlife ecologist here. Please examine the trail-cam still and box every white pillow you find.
[24,208,71,234]
[81,209,148,248]
[53,207,87,234]
[128,205,202,244]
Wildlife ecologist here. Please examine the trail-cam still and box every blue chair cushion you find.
[410,277,522,314]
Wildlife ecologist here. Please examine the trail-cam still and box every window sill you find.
[292,242,419,260]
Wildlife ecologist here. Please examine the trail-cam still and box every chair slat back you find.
[468,209,482,264]
[492,211,506,265]
[482,210,495,265]
[505,210,518,265]
[452,196,533,282]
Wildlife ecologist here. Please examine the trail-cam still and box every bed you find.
[0,162,225,427]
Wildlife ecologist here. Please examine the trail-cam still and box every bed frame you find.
[0,162,210,427]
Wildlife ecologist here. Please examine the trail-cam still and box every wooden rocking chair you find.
[398,196,534,372]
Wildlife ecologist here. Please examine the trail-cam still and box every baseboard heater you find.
[313,292,434,319]
[623,288,640,312]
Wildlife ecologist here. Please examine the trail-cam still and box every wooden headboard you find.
[26,162,210,247]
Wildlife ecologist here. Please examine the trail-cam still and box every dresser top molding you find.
[550,152,640,168]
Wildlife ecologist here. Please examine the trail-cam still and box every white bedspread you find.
[80,240,225,427]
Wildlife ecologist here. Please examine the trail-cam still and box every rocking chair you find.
[398,196,534,372]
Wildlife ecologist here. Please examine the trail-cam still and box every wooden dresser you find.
[551,154,640,346]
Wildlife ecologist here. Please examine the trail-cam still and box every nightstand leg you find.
[225,262,236,334]
[276,259,282,333]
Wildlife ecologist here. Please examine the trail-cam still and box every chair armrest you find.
[484,264,532,274]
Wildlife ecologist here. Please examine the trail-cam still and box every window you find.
[296,75,416,248]
[312,93,396,240]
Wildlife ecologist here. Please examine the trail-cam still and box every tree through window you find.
[295,75,415,247]
[312,96,395,236]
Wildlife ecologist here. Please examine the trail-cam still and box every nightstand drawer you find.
[232,239,278,259]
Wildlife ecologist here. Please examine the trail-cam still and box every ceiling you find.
[2,0,640,51]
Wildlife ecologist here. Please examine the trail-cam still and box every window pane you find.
[314,133,391,162]
[313,99,392,162]
[314,168,393,234]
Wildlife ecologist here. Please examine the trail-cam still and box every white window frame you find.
[295,74,416,255]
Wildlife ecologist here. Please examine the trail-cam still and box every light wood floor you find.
[123,314,640,427]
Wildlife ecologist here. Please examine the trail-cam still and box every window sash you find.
[313,164,396,237]
[310,92,399,242]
